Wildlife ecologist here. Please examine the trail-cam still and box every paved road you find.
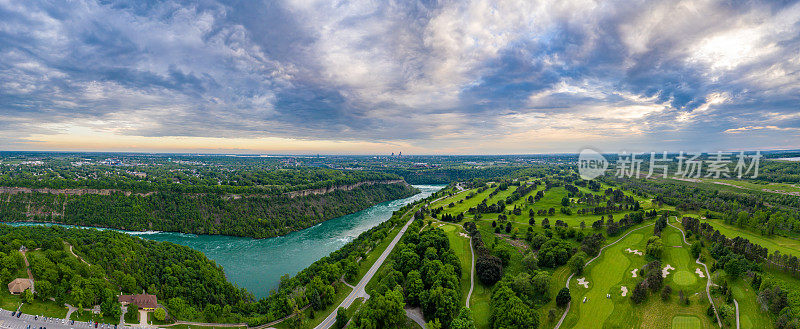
[733,299,739,329]
[667,217,722,327]
[314,208,421,329]
[0,308,129,329]
[404,307,426,328]
[554,222,655,329]
[315,187,462,329]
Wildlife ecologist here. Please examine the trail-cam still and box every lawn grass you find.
[0,289,22,312]
[71,310,120,325]
[20,299,68,318]
[562,228,646,329]
[438,223,472,307]
[729,277,772,329]
[671,315,702,329]
[693,216,800,258]
[661,226,706,294]
[561,222,712,329]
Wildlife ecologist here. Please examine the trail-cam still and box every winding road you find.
[667,217,722,328]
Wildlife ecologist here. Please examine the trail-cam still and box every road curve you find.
[667,217,722,328]
[554,222,655,329]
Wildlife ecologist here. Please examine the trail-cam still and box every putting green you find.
[671,315,702,329]
[672,270,697,285]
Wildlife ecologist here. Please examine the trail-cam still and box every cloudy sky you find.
[1,0,799,154]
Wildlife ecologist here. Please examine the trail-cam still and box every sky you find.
[1,0,799,155]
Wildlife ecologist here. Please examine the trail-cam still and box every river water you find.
[3,185,442,298]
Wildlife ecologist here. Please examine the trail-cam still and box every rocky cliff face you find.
[283,179,407,198]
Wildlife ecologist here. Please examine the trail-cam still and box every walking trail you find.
[667,217,722,328]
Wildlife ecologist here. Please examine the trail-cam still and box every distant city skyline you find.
[1,1,799,154]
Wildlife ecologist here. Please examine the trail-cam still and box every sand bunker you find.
[662,264,675,278]
[458,232,470,238]
[621,286,628,297]
[695,268,706,278]
[631,269,638,278]
[625,248,643,256]
[577,277,589,288]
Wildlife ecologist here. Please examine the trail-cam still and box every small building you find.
[8,278,32,295]
[118,294,158,310]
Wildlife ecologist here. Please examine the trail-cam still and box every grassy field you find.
[561,227,648,328]
[562,223,712,329]
[729,278,772,329]
[0,290,22,312]
[438,223,473,306]
[70,310,120,325]
[661,226,706,294]
[20,299,68,318]
[692,216,800,258]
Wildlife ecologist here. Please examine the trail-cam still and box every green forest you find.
[0,183,418,238]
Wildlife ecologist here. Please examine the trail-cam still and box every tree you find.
[556,288,571,307]
[491,283,539,328]
[580,221,586,230]
[476,255,503,285]
[23,289,33,304]
[568,252,587,275]
[450,307,475,329]
[335,307,349,329]
[420,286,460,326]
[538,239,572,268]
[521,253,539,273]
[690,242,702,259]
[631,282,647,304]
[154,308,166,322]
[646,236,663,259]
[353,287,406,329]
[404,270,424,306]
[531,271,551,300]
[724,257,746,278]
[661,285,672,301]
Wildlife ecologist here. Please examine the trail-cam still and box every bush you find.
[556,288,571,307]
[154,308,166,321]
[335,307,349,329]
[476,255,503,285]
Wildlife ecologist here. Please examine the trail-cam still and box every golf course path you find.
[668,217,722,328]
[466,235,475,308]
[733,299,740,329]
[554,222,655,329]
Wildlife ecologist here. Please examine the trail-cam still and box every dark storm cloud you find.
[0,0,798,151]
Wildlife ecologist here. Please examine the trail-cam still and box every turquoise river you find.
[4,185,442,298]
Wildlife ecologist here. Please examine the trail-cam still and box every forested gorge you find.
[0,183,417,238]
[0,225,247,322]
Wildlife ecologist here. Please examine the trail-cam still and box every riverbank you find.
[2,185,443,298]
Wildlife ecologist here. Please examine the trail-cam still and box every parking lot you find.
[0,308,133,329]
